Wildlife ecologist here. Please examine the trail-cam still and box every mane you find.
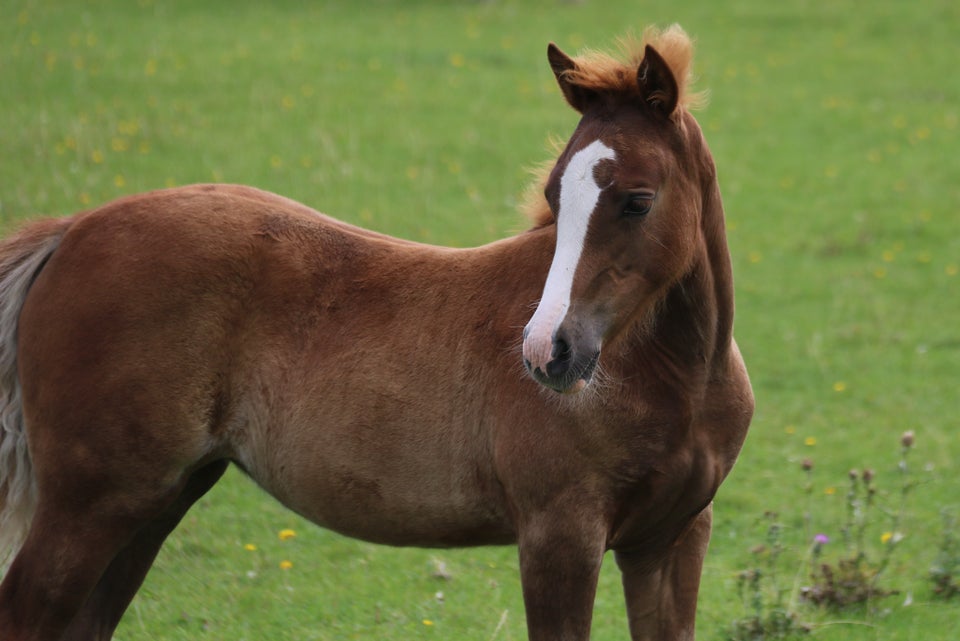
[522,25,704,228]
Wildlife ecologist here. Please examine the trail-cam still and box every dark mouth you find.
[528,351,600,394]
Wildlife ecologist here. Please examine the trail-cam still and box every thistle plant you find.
[730,430,922,637]
[800,431,915,609]
[728,512,810,640]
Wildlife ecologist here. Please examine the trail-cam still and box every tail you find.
[0,217,73,569]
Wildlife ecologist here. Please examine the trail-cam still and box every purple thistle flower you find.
[814,533,829,545]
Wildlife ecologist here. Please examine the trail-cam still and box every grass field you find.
[2,0,959,639]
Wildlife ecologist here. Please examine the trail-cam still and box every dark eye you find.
[622,193,655,217]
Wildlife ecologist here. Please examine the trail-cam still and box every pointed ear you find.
[547,43,595,114]
[637,45,679,117]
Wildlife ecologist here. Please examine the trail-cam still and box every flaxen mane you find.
[523,25,703,228]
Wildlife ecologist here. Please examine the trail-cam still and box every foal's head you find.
[522,26,715,394]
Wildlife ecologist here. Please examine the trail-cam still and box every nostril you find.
[546,336,573,379]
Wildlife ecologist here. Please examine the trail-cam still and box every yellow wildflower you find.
[278,528,297,541]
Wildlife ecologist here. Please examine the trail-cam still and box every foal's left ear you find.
[637,45,679,117]
[548,42,596,114]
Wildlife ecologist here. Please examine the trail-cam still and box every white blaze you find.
[523,139,615,371]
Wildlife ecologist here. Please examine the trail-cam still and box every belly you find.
[231,398,516,548]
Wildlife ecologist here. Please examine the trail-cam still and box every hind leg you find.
[0,494,165,641]
[0,460,225,641]
[61,461,228,641]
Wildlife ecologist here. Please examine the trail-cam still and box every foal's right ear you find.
[548,43,595,114]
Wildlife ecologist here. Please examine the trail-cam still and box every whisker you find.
[640,225,677,260]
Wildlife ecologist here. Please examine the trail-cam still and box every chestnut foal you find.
[0,26,751,641]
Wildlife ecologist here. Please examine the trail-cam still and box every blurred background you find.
[2,1,958,639]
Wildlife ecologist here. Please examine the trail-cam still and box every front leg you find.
[517,512,607,641]
[615,503,713,641]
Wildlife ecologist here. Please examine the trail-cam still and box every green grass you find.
[2,0,959,639]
